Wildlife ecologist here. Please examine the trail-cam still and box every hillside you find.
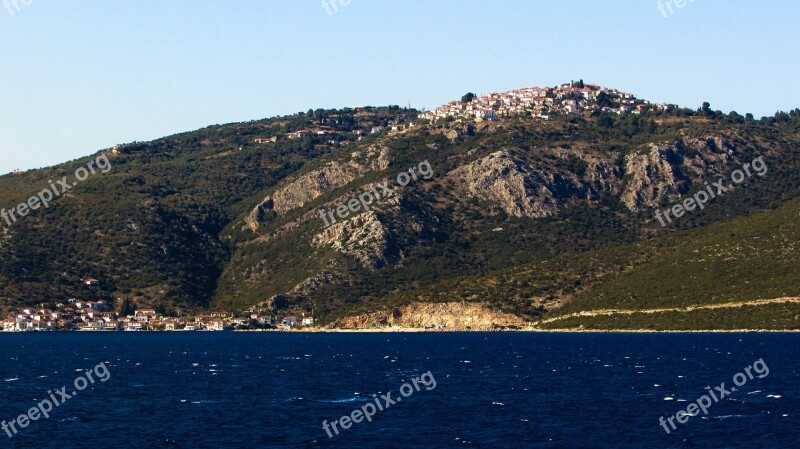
[1,83,799,330]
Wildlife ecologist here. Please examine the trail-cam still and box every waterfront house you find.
[207,319,225,331]
[282,317,297,328]
[125,322,143,331]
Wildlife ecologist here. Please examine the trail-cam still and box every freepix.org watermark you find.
[1,153,112,232]
[659,358,769,434]
[322,0,352,16]
[654,156,767,227]
[318,160,434,228]
[2,362,111,439]
[322,371,437,439]
[3,0,32,16]
[657,0,698,18]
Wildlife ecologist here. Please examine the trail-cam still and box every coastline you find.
[301,328,800,333]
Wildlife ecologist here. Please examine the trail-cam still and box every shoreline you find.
[302,328,800,333]
[2,328,799,334]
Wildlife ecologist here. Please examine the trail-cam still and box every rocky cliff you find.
[329,302,527,330]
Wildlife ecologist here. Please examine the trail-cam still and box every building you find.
[207,319,225,331]
[135,309,157,321]
[282,317,297,328]
[124,322,143,331]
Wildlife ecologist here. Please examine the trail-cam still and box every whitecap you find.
[316,397,364,404]
[663,397,674,401]
[767,395,782,399]
[5,378,19,382]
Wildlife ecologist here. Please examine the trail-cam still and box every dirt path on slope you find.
[537,297,800,325]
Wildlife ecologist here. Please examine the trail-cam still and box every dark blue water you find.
[0,333,797,448]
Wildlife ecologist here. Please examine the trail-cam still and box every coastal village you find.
[2,82,672,333]
[1,300,314,332]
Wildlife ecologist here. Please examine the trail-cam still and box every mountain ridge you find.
[2,83,799,330]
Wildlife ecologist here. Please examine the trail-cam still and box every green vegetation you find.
[1,100,799,330]
[538,303,800,331]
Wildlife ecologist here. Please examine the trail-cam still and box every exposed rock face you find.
[330,302,526,330]
[289,272,336,296]
[312,211,393,269]
[246,197,274,231]
[246,146,393,231]
[447,137,741,218]
[310,194,431,269]
[445,124,475,141]
[450,150,563,218]
[256,295,288,312]
[622,138,734,211]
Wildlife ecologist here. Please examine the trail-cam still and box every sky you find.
[1,0,798,174]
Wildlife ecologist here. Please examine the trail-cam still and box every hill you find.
[1,83,799,330]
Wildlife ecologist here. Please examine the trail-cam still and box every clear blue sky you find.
[1,0,798,174]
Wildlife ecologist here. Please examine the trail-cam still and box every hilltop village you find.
[420,81,671,121]
[237,82,672,148]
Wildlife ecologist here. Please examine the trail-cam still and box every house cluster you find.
[2,300,316,332]
[420,83,670,122]
[253,116,415,146]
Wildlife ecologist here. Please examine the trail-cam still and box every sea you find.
[0,332,797,448]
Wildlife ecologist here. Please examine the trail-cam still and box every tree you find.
[701,102,712,116]
[461,92,476,103]
[598,115,615,128]
[576,79,585,88]
[118,298,135,316]
[596,91,617,108]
